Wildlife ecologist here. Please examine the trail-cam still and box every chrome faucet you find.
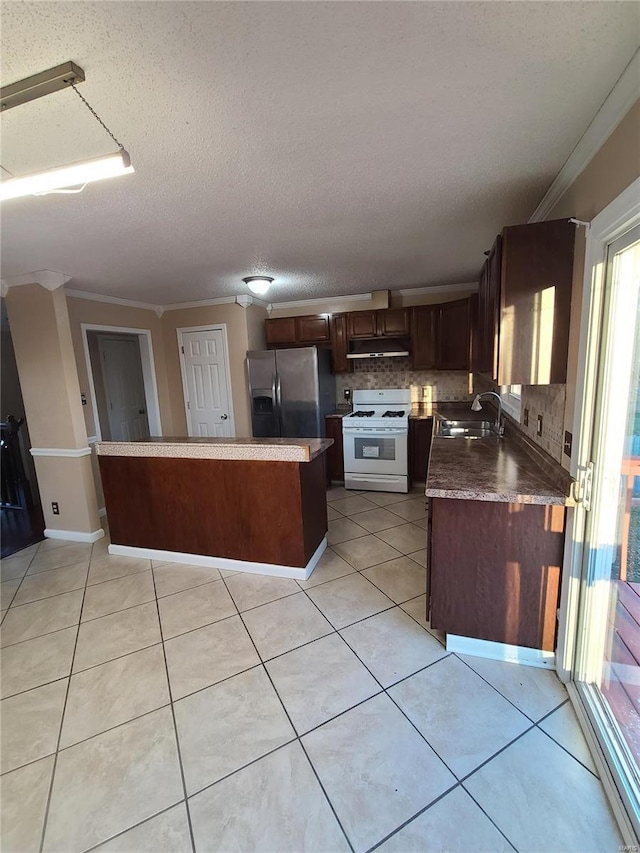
[471,392,504,436]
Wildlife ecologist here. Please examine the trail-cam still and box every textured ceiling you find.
[1,1,638,305]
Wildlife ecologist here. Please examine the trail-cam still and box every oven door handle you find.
[343,428,407,437]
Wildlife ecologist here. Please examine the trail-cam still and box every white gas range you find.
[342,389,411,493]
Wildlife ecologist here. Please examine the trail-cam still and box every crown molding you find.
[65,288,164,315]
[62,281,477,316]
[162,296,237,312]
[268,292,372,312]
[3,269,71,293]
[529,48,640,223]
[235,294,271,309]
[397,282,478,297]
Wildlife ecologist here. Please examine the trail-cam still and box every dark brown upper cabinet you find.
[498,219,576,386]
[437,298,472,370]
[474,235,502,379]
[377,308,410,337]
[295,314,331,343]
[346,308,409,339]
[411,305,437,369]
[346,311,378,339]
[330,313,352,374]
[265,314,330,347]
[265,317,297,346]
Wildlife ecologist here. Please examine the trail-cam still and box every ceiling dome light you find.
[243,276,274,296]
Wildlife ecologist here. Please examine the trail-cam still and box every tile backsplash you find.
[473,373,566,463]
[520,384,566,463]
[335,358,472,403]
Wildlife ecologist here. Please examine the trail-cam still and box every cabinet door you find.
[498,219,575,385]
[485,235,502,381]
[436,298,471,370]
[473,262,489,373]
[347,311,378,339]
[429,497,564,650]
[410,306,437,369]
[296,314,330,343]
[324,417,344,481]
[377,308,409,337]
[410,418,433,483]
[265,317,297,346]
[330,314,352,374]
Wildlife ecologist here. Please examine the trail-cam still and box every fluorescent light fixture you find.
[0,150,134,201]
[243,276,274,295]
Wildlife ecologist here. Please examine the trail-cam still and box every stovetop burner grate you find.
[352,410,375,417]
[382,410,405,418]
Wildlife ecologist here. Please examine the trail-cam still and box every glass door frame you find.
[560,177,640,842]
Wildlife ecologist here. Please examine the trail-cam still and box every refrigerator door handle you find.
[275,373,283,432]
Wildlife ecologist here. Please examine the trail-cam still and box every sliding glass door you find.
[573,219,640,835]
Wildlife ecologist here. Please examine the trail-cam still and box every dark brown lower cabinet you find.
[409,418,433,484]
[324,416,344,482]
[428,497,565,651]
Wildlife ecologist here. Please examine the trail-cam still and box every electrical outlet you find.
[564,430,573,457]
[523,408,529,427]
[536,414,543,437]
[51,502,60,515]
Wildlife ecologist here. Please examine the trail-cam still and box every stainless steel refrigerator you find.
[247,347,336,438]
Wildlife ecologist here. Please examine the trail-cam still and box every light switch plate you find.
[536,414,543,437]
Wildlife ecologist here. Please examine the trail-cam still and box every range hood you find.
[346,338,410,359]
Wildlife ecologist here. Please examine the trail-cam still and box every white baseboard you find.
[446,634,556,669]
[107,536,328,581]
[44,528,105,544]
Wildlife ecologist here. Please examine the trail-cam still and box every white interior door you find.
[180,328,234,437]
[98,336,150,441]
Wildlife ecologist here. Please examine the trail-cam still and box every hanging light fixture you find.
[243,276,274,295]
[0,62,134,201]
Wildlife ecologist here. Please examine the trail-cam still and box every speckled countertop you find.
[95,437,333,463]
[425,435,573,506]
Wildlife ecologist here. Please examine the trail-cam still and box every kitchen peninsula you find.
[96,437,333,580]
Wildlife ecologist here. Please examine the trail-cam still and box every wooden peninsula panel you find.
[429,497,565,651]
[99,453,327,568]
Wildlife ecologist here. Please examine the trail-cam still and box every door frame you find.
[176,324,236,437]
[81,324,163,441]
[559,177,640,843]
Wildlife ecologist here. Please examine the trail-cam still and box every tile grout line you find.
[82,800,188,853]
[149,563,198,853]
[216,571,357,853]
[454,652,566,726]
[2,544,43,612]
[304,575,556,849]
[363,781,461,853]
[36,538,95,853]
[534,705,601,779]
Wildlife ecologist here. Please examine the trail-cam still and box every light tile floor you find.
[0,487,623,852]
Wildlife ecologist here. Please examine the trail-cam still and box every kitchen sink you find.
[437,419,497,439]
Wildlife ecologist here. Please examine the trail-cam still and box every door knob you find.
[221,414,228,420]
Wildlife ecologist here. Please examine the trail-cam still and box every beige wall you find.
[66,296,174,439]
[246,304,268,351]
[7,286,88,449]
[547,99,640,468]
[5,285,100,533]
[161,302,254,437]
